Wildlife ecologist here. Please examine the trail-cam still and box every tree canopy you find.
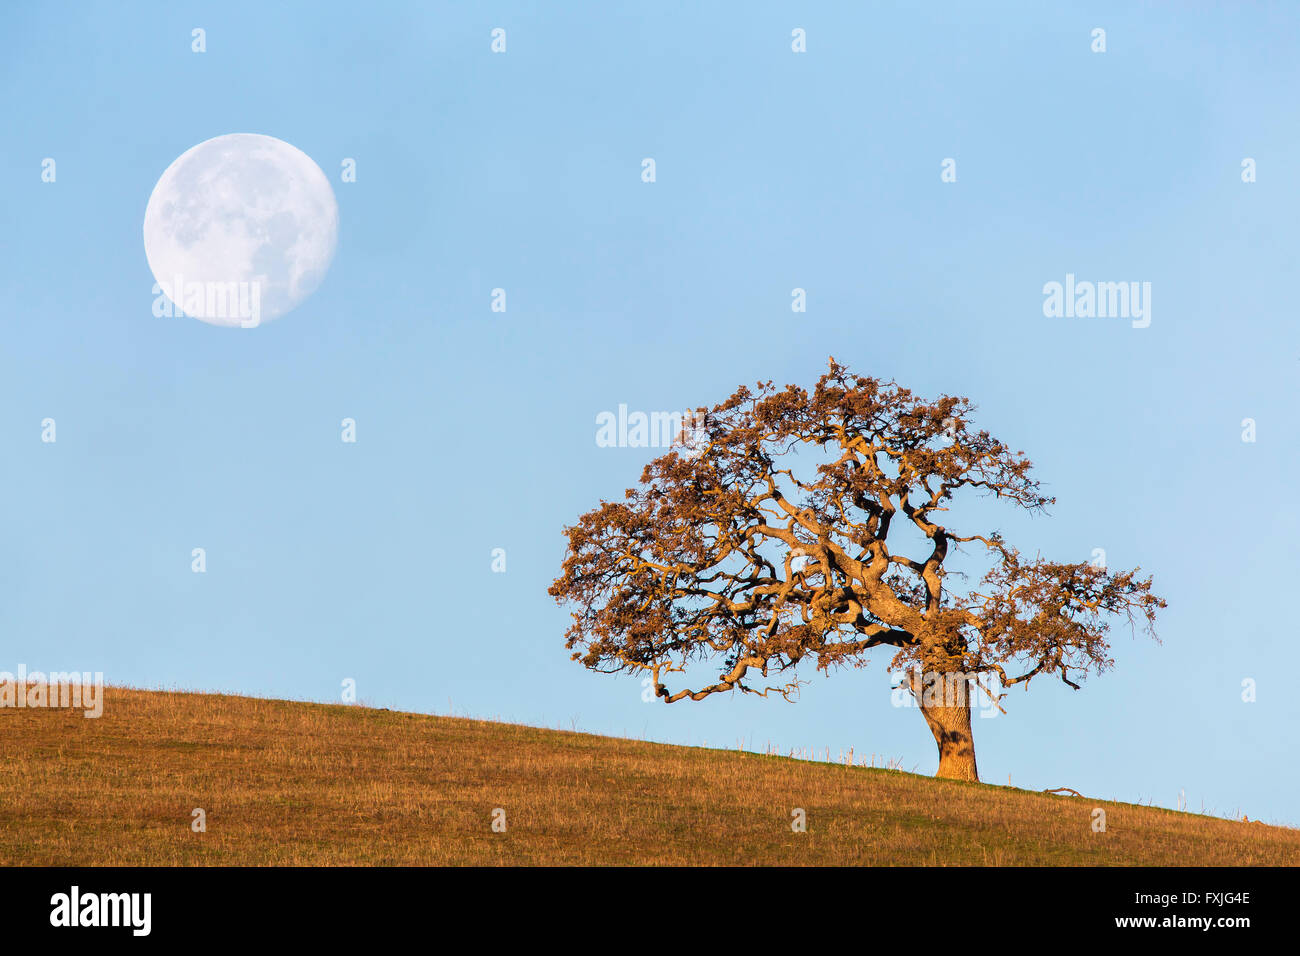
[550,360,1164,779]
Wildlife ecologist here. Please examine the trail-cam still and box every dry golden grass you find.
[1,686,1295,866]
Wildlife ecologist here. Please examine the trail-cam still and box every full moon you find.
[143,133,338,327]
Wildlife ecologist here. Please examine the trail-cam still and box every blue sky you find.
[2,2,1297,825]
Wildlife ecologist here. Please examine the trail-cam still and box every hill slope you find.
[2,687,1295,866]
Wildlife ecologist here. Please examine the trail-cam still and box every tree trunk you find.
[909,670,979,782]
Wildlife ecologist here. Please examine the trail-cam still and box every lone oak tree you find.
[549,361,1163,781]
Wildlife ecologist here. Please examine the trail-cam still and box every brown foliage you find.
[550,360,1164,708]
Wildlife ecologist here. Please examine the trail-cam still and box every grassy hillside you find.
[1,687,1295,866]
